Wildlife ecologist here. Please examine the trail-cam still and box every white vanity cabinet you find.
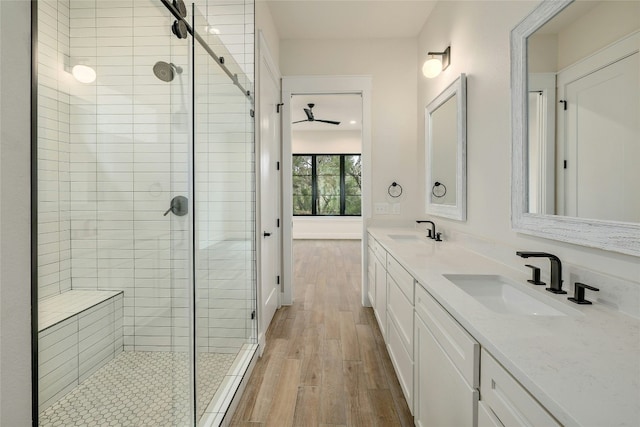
[479,349,560,427]
[414,283,480,427]
[367,234,387,338]
[385,255,415,411]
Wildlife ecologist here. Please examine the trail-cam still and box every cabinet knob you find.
[568,282,599,305]
[524,264,545,286]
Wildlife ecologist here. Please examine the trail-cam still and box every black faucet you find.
[516,252,566,294]
[416,220,441,241]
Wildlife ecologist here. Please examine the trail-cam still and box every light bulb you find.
[72,64,96,83]
[422,58,442,78]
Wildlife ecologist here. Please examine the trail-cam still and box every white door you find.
[561,51,639,222]
[258,33,281,345]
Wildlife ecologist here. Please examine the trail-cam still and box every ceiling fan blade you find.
[304,108,314,121]
[315,119,341,125]
[292,119,310,124]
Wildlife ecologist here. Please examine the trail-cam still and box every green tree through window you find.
[293,154,361,216]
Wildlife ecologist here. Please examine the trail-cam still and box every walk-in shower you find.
[33,0,256,425]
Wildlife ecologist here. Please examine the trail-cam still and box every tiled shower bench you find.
[38,290,123,412]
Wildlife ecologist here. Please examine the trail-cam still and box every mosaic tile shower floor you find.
[39,351,236,427]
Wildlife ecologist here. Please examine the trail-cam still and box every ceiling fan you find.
[292,103,341,125]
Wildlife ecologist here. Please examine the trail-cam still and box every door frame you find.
[256,31,282,350]
[281,76,372,306]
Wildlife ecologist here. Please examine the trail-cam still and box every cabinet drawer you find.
[387,315,413,411]
[368,234,387,264]
[415,283,479,388]
[481,349,560,427]
[387,276,413,353]
[387,255,413,302]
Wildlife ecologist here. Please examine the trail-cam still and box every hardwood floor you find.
[229,240,414,427]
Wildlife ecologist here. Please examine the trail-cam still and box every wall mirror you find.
[425,73,467,221]
[511,0,640,256]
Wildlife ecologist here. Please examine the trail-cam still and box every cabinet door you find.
[367,247,376,307]
[387,275,413,351]
[387,315,414,412]
[415,284,479,387]
[374,257,386,337]
[415,315,478,427]
[481,349,560,427]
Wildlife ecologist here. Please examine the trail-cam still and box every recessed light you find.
[350,120,357,125]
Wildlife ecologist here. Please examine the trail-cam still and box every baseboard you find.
[293,233,362,239]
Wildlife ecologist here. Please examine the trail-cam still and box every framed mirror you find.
[511,0,640,257]
[425,73,467,221]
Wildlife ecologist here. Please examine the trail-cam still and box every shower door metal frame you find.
[30,1,41,424]
[161,0,253,101]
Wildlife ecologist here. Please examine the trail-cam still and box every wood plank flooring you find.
[229,240,414,427]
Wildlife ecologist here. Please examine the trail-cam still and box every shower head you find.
[152,61,183,82]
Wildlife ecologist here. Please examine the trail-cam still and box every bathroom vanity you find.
[366,227,640,427]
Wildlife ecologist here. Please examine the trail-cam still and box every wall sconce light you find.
[72,64,97,83]
[64,55,96,83]
[422,46,451,78]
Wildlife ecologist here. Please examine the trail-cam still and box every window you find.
[293,154,361,216]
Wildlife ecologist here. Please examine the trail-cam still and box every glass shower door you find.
[190,5,257,425]
[35,0,195,425]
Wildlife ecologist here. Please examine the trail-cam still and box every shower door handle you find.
[263,232,272,237]
[164,195,188,217]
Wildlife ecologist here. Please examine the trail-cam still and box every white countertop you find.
[368,227,640,427]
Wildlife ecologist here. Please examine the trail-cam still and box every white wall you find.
[0,1,33,425]
[280,38,418,223]
[256,1,279,67]
[417,1,639,286]
[294,217,362,240]
[292,130,361,154]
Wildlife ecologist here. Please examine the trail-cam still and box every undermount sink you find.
[388,234,421,241]
[443,274,581,317]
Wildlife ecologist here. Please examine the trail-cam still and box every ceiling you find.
[265,0,437,40]
[291,94,363,131]
[272,1,437,130]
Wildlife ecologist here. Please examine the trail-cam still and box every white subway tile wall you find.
[38,0,72,300]
[38,0,255,359]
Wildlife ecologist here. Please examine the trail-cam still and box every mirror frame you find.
[425,73,467,221]
[511,0,640,257]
